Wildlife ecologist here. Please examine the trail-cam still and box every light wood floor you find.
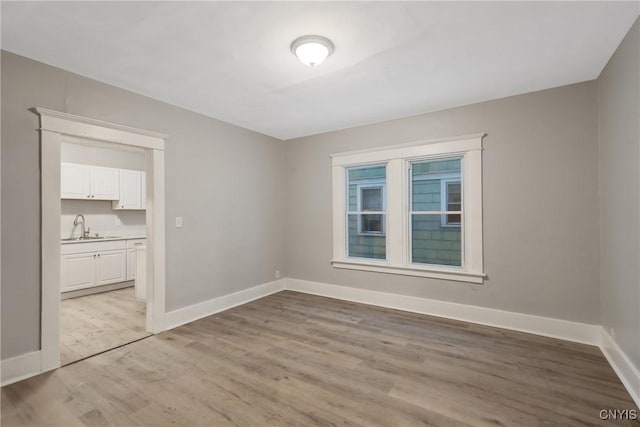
[2,291,638,426]
[60,287,151,365]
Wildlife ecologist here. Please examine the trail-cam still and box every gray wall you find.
[1,51,285,359]
[598,18,640,367]
[284,81,600,324]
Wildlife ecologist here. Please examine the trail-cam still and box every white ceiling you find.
[2,2,638,140]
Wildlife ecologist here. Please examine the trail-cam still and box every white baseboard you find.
[600,329,640,408]
[284,278,601,346]
[163,279,285,330]
[1,350,42,386]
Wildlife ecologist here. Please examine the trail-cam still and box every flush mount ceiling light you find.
[291,35,334,67]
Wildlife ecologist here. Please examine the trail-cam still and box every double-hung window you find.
[331,134,485,283]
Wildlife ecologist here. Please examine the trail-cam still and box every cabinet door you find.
[61,163,91,199]
[127,248,137,280]
[90,166,120,200]
[96,250,127,286]
[114,170,142,210]
[61,252,96,292]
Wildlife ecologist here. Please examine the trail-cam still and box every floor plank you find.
[2,291,638,426]
[60,287,151,365]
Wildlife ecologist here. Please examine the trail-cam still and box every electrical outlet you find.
[275,270,280,279]
[114,217,122,227]
[175,217,183,228]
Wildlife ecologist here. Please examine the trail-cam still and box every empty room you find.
[1,1,639,426]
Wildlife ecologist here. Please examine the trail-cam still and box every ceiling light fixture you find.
[291,35,334,67]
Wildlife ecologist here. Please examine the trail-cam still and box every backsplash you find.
[61,199,145,239]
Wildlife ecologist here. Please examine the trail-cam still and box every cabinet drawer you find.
[126,239,146,249]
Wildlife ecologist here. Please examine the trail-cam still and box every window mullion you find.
[386,159,404,266]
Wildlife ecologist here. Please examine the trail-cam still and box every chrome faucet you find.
[73,214,90,239]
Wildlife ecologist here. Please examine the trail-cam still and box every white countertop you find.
[60,235,146,245]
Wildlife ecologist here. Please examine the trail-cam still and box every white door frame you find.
[36,108,167,372]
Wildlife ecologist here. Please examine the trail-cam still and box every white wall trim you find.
[1,351,42,386]
[164,280,286,330]
[600,329,640,408]
[35,108,168,375]
[284,278,601,345]
[35,107,168,142]
[330,132,487,162]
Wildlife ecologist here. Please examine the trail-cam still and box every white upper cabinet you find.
[113,169,145,210]
[61,163,119,200]
[90,166,120,200]
[61,163,91,199]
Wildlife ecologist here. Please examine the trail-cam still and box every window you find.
[347,165,386,259]
[331,133,485,283]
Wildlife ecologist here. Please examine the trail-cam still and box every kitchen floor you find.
[60,287,151,365]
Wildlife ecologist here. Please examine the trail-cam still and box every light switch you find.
[175,217,183,228]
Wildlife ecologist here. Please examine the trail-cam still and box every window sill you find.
[331,259,485,284]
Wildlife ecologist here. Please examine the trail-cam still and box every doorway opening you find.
[36,108,167,372]
[59,138,151,365]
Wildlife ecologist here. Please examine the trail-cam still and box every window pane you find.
[348,165,386,212]
[446,182,461,206]
[348,214,386,259]
[412,159,461,212]
[361,213,383,233]
[361,187,382,211]
[411,214,461,267]
[446,213,461,224]
[446,181,462,225]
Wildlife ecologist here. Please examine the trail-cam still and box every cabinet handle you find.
[91,195,95,198]
[93,254,96,258]
[98,254,101,257]
[87,195,90,198]
[121,205,124,208]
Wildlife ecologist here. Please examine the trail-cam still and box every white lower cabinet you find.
[60,252,96,291]
[126,239,146,280]
[60,239,144,293]
[127,249,137,280]
[96,250,127,286]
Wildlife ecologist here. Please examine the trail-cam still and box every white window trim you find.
[354,179,386,236]
[331,133,486,284]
